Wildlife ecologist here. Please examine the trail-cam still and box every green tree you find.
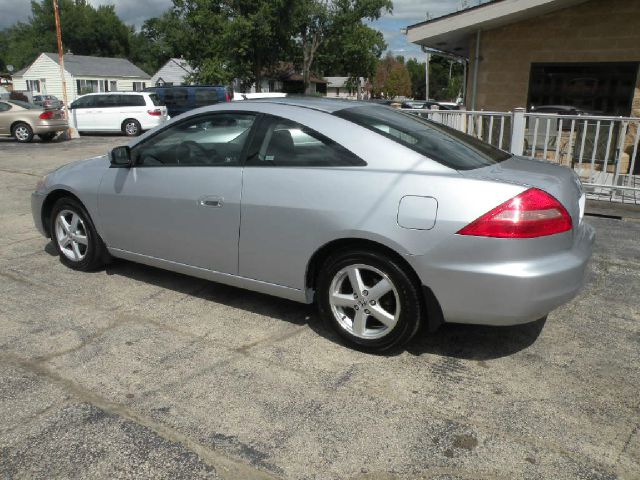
[406,58,426,99]
[0,0,136,72]
[292,0,392,94]
[318,16,386,98]
[373,54,411,98]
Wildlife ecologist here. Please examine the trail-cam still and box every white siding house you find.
[12,53,150,104]
[150,58,194,86]
[325,77,366,99]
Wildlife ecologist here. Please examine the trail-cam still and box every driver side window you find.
[133,113,256,167]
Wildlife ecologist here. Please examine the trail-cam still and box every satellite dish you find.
[7,65,14,72]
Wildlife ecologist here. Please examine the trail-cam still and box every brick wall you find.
[467,0,640,117]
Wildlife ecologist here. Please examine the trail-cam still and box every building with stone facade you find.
[406,0,640,119]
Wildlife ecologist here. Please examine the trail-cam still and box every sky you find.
[0,0,478,60]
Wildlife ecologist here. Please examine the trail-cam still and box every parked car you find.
[69,92,168,136]
[0,99,68,143]
[31,98,594,351]
[145,85,232,118]
[33,95,62,110]
[529,105,602,116]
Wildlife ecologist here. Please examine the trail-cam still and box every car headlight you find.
[35,175,47,192]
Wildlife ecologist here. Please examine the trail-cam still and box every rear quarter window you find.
[335,105,512,170]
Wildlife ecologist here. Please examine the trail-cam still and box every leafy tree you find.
[0,0,135,72]
[406,58,426,99]
[373,54,411,98]
[291,0,391,94]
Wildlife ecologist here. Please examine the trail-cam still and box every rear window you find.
[334,105,512,170]
[148,93,163,106]
[9,100,39,109]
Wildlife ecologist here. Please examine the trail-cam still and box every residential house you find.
[325,77,367,99]
[11,53,150,104]
[150,57,194,86]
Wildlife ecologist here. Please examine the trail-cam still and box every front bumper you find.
[31,192,47,237]
[407,223,595,326]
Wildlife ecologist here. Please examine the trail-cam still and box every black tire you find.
[38,132,57,142]
[317,249,423,352]
[50,197,107,271]
[122,119,141,137]
[12,122,34,143]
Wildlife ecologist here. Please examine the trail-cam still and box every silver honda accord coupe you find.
[31,98,594,351]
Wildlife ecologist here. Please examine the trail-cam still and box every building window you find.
[26,79,41,92]
[133,82,146,92]
[528,62,639,116]
[110,80,117,91]
[76,79,101,95]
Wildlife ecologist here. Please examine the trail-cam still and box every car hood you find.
[460,156,584,225]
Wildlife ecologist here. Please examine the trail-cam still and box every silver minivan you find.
[68,92,168,136]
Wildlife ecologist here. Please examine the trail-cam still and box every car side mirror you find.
[110,146,132,167]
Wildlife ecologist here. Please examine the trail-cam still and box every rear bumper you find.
[140,116,167,131]
[33,120,68,134]
[407,223,595,326]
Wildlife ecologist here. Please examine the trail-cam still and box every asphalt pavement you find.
[0,135,639,479]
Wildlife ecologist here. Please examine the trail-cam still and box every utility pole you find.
[53,0,74,138]
[425,53,430,101]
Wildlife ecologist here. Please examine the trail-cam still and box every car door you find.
[97,111,257,274]
[0,102,12,135]
[71,95,97,131]
[238,114,367,289]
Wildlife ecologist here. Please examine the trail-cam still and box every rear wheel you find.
[317,249,423,352]
[122,119,141,137]
[38,132,57,142]
[12,123,33,143]
[50,197,107,271]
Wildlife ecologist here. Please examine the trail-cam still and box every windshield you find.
[9,100,40,110]
[334,105,512,170]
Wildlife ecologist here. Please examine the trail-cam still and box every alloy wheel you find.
[328,263,400,340]
[14,125,31,141]
[54,209,89,262]
[125,122,138,135]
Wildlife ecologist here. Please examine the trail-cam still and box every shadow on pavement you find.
[47,243,544,361]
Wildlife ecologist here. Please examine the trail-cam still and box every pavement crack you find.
[0,353,282,480]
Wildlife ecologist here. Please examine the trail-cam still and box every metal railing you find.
[403,107,640,204]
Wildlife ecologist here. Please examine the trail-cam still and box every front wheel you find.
[50,197,107,271]
[317,250,423,352]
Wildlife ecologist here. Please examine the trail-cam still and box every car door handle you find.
[198,196,223,208]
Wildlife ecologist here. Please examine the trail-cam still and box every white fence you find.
[403,108,640,204]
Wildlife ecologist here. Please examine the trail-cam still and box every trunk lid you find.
[461,156,585,227]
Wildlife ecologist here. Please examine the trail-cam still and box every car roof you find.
[240,96,374,113]
[80,91,148,96]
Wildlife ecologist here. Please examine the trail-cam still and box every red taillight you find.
[457,188,572,238]
[225,92,231,102]
[147,109,162,116]
[39,110,54,120]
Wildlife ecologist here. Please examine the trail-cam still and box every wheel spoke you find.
[331,292,355,308]
[367,277,392,301]
[71,241,82,260]
[74,234,88,245]
[352,309,367,336]
[369,304,396,328]
[70,214,80,232]
[347,267,365,297]
[59,234,71,247]
[59,216,71,234]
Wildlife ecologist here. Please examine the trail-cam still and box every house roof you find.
[41,53,150,79]
[406,0,589,57]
